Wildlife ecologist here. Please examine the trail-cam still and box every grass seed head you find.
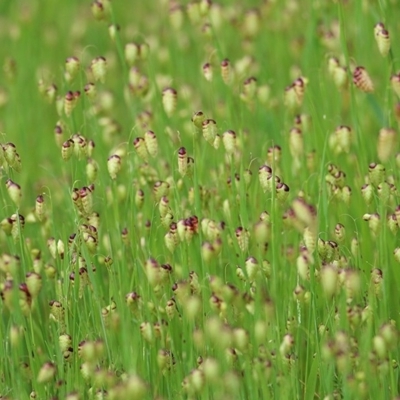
[391,73,400,97]
[90,56,107,83]
[202,62,213,81]
[133,137,148,161]
[26,272,42,298]
[162,87,177,117]
[144,130,158,158]
[37,361,56,384]
[374,23,390,57]
[353,66,374,93]
[6,179,22,207]
[91,1,106,20]
[84,82,97,99]
[220,58,232,84]
[202,118,217,144]
[61,139,74,161]
[65,56,80,81]
[377,128,396,162]
[107,154,122,179]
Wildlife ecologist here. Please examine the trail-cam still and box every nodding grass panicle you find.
[202,119,217,144]
[222,130,237,155]
[144,130,158,157]
[374,23,390,57]
[202,62,213,81]
[162,87,177,117]
[377,128,397,162]
[90,56,107,83]
[133,137,149,161]
[220,59,232,84]
[6,179,22,207]
[107,154,122,179]
[65,57,80,82]
[178,147,188,176]
[353,66,374,93]
[391,72,400,97]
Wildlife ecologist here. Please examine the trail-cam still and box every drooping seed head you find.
[353,66,374,93]
[107,154,122,180]
[90,56,107,83]
[125,43,140,66]
[162,87,177,117]
[26,272,42,298]
[220,58,232,84]
[374,23,390,57]
[377,128,397,162]
[202,62,213,81]
[65,57,80,81]
[178,147,188,176]
[144,130,158,158]
[37,361,56,384]
[368,162,386,186]
[390,73,400,97]
[6,179,22,207]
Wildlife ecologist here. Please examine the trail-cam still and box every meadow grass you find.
[0,0,400,399]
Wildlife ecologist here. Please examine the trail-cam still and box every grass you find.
[0,0,400,398]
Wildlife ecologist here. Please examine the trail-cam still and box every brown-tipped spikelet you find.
[37,361,56,384]
[65,57,80,82]
[202,119,217,145]
[26,272,42,298]
[133,137,148,161]
[202,62,213,81]
[353,66,374,93]
[84,82,96,99]
[374,23,391,57]
[90,57,107,83]
[6,179,22,207]
[162,87,177,117]
[377,128,396,162]
[368,163,386,186]
[178,147,188,176]
[144,130,158,158]
[390,73,400,97]
[125,43,140,66]
[107,154,122,179]
[222,130,236,155]
[62,139,74,161]
[258,165,273,192]
[220,59,232,84]
[192,110,205,130]
[235,227,250,252]
[285,77,307,110]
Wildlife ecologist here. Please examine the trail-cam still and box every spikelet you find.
[374,23,390,57]
[391,73,400,97]
[222,130,236,155]
[235,227,250,252]
[64,91,77,117]
[178,147,188,176]
[220,59,232,84]
[6,179,22,207]
[202,119,217,144]
[258,165,273,192]
[133,137,148,161]
[353,66,374,93]
[162,87,177,117]
[107,154,122,179]
[144,130,158,158]
[65,57,80,82]
[125,43,140,66]
[284,77,307,110]
[377,128,397,162]
[90,57,107,83]
[202,62,213,81]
